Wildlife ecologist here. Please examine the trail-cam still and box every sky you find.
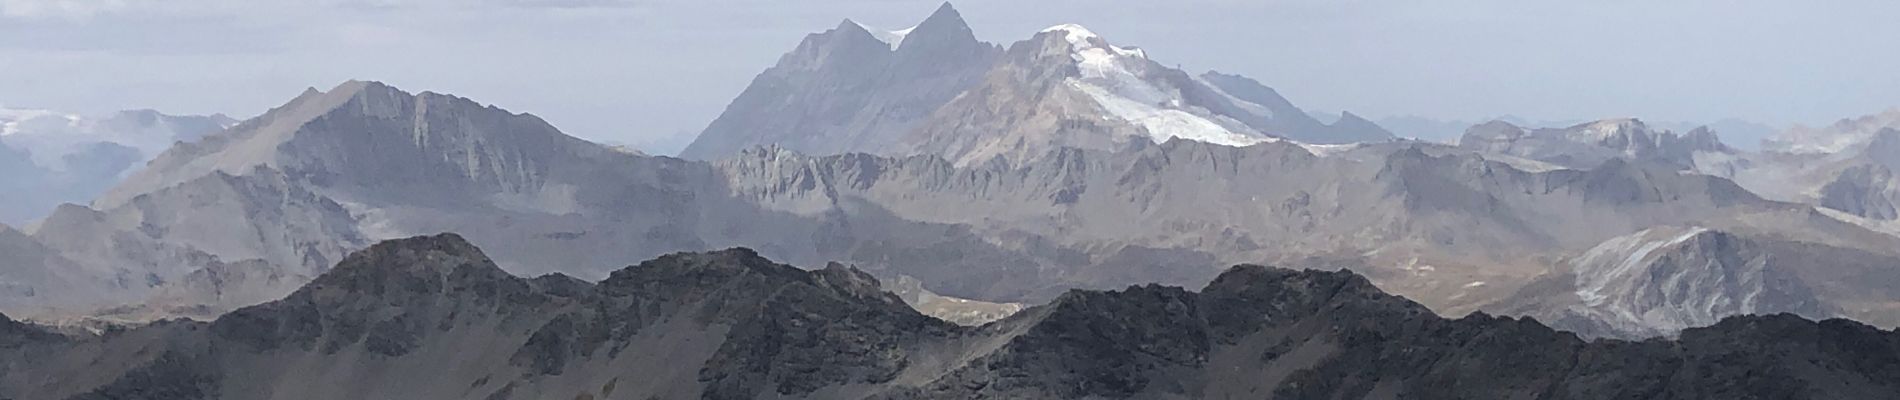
[3,0,1899,155]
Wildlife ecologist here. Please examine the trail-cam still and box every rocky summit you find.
[2,235,1897,399]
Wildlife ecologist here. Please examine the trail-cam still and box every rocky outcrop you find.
[5,236,1898,399]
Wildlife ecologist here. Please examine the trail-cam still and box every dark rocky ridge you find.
[3,235,1897,399]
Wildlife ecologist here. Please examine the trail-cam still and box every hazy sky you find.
[3,0,1898,154]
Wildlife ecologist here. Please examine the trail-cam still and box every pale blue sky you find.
[3,0,1898,154]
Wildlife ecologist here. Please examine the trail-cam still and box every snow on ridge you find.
[854,20,916,51]
[1040,23,1098,43]
[1041,23,1145,59]
[1043,23,1273,148]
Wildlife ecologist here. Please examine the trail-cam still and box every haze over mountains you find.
[0,2,1897,375]
[0,108,235,225]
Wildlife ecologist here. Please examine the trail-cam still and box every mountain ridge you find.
[5,235,1898,399]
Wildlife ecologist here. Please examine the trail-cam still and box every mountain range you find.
[3,234,1897,399]
[2,3,1899,347]
[1456,113,1900,226]
[0,108,236,225]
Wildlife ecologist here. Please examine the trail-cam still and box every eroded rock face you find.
[4,236,1899,399]
[1497,227,1857,339]
[1820,164,1900,220]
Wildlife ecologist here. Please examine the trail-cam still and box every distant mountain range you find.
[1,3,1898,346]
[1451,113,1900,227]
[4,234,1897,399]
[1374,114,1780,150]
[3,78,1895,341]
[0,108,235,225]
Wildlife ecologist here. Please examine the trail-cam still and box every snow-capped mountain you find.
[0,107,235,225]
[899,21,1394,166]
[683,3,1393,165]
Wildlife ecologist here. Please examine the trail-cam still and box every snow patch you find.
[1043,23,1146,59]
[1072,82,1270,147]
[1298,143,1359,157]
[854,21,916,51]
[1043,24,1274,147]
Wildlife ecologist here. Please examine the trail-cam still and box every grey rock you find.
[679,3,1000,161]
[6,237,1899,399]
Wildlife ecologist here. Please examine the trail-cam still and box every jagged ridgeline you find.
[1,234,1896,399]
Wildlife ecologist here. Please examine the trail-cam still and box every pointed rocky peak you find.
[772,18,896,72]
[895,2,978,53]
[1331,111,1395,138]
[834,18,873,36]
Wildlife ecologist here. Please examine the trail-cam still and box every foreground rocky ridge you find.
[2,234,1897,399]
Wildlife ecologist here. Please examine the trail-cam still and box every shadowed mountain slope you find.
[3,235,1897,399]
